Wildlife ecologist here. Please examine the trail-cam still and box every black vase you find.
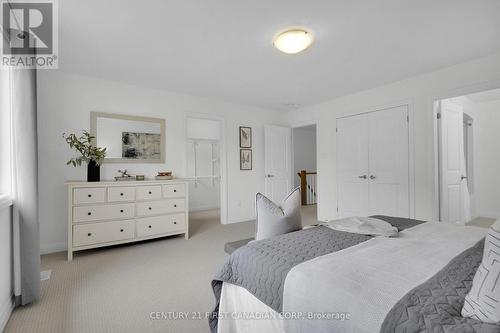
[87,160,100,182]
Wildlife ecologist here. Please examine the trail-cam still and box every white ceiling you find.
[466,88,500,103]
[59,0,500,111]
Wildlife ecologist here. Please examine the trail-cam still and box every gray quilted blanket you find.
[209,216,423,332]
[381,239,500,333]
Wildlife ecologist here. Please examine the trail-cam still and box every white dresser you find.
[66,180,189,261]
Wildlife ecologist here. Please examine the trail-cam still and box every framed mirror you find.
[90,112,165,163]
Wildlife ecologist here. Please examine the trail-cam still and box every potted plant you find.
[63,131,107,182]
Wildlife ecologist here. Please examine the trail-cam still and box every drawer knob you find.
[87,212,92,216]
[120,229,124,232]
[148,191,152,194]
[120,209,124,213]
[120,193,124,196]
[148,207,152,210]
[87,233,92,236]
[173,221,177,224]
[174,189,177,192]
[174,204,177,208]
[88,194,92,198]
[148,225,152,229]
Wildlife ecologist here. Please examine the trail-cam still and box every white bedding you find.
[218,282,284,333]
[321,216,398,237]
[218,222,487,333]
[283,222,487,333]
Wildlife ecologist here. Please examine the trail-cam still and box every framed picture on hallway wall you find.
[240,149,252,170]
[239,126,252,148]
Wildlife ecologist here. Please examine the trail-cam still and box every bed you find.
[210,216,500,333]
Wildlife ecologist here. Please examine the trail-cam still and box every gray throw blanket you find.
[209,216,424,332]
[381,239,500,333]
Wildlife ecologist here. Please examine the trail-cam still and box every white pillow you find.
[255,187,302,241]
[462,219,500,323]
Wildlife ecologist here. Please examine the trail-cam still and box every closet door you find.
[337,114,369,217]
[368,106,409,217]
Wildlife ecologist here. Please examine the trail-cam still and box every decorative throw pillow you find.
[462,219,500,323]
[255,187,302,241]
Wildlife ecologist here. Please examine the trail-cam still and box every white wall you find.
[287,52,500,223]
[474,99,500,219]
[293,126,317,188]
[0,203,13,332]
[37,71,286,253]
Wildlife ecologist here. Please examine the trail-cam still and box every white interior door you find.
[336,114,370,217]
[264,125,292,203]
[368,106,409,217]
[439,100,466,223]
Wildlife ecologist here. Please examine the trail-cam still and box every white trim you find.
[0,296,14,333]
[477,213,500,220]
[227,216,255,224]
[0,195,12,211]
[189,205,220,212]
[40,242,67,255]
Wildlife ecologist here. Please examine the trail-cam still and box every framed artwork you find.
[239,126,252,148]
[240,149,252,170]
[122,132,161,159]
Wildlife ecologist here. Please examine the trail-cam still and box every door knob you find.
[358,175,367,179]
[266,174,274,178]
[370,175,376,180]
[461,175,468,181]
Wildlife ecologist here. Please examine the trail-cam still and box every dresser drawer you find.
[73,220,134,247]
[108,187,135,202]
[73,203,135,223]
[162,184,186,198]
[136,214,185,238]
[136,199,185,217]
[136,186,162,201]
[73,187,106,205]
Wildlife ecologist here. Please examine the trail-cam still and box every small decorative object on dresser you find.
[65,179,189,261]
[63,131,107,182]
[155,171,173,180]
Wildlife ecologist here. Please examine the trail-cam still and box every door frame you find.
[184,113,228,225]
[335,103,415,219]
[291,120,319,216]
[431,80,500,222]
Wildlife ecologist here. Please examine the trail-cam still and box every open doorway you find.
[186,116,225,227]
[436,88,500,226]
[292,124,317,225]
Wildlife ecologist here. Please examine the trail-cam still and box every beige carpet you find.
[5,206,318,333]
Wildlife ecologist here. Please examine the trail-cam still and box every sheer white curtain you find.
[9,43,40,305]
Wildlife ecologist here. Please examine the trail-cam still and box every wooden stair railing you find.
[297,170,317,205]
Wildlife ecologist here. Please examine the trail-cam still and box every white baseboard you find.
[0,296,14,332]
[40,242,67,255]
[226,216,255,224]
[189,205,220,212]
[478,212,500,220]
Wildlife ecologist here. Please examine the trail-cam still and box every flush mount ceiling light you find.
[273,28,313,54]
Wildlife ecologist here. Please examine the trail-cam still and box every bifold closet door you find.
[367,106,409,217]
[337,105,409,218]
[337,114,370,217]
